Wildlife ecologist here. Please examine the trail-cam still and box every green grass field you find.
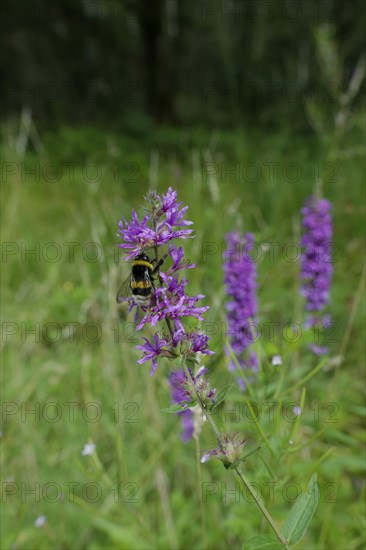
[1,122,365,549]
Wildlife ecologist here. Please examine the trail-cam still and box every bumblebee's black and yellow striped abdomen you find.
[130,255,154,302]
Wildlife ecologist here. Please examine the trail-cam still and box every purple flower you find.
[308,344,329,356]
[169,367,216,406]
[117,187,193,259]
[117,188,213,375]
[201,433,248,468]
[161,188,178,213]
[169,367,216,441]
[223,232,258,386]
[300,196,333,353]
[170,368,192,403]
[167,328,214,355]
[304,314,332,330]
[135,328,213,376]
[136,274,209,331]
[188,332,214,356]
[180,410,195,442]
[169,375,195,444]
[136,333,174,376]
[160,188,193,229]
[300,197,332,311]
[166,244,195,274]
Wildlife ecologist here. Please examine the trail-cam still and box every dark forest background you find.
[1,0,365,133]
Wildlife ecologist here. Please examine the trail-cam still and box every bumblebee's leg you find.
[151,253,168,275]
[133,306,140,324]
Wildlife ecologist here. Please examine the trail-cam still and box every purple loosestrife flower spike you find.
[223,232,258,389]
[300,196,333,354]
[117,188,213,375]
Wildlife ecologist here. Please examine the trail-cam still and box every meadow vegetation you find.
[1,117,365,548]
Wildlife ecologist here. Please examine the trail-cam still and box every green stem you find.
[338,263,365,363]
[165,317,175,339]
[245,399,274,456]
[181,360,221,440]
[226,339,255,399]
[182,359,288,547]
[259,453,278,482]
[288,387,306,444]
[195,436,207,549]
[284,358,327,395]
[233,467,289,548]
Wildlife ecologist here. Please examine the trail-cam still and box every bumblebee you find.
[116,252,167,306]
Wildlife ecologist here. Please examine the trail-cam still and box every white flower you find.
[271,355,282,366]
[81,443,96,456]
[34,515,46,528]
[293,406,302,417]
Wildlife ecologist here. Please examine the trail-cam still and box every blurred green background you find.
[1,1,365,549]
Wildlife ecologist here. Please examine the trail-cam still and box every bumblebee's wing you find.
[143,266,155,293]
[116,273,132,303]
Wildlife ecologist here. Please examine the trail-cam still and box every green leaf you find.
[73,497,149,548]
[161,401,196,413]
[210,384,233,411]
[244,535,285,549]
[93,517,148,549]
[282,473,320,545]
[228,446,262,469]
[228,457,247,469]
[186,354,200,365]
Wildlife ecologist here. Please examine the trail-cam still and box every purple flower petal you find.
[300,196,333,355]
[223,232,258,387]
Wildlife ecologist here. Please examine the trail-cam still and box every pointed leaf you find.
[282,473,319,545]
[161,401,196,413]
[244,535,285,549]
[210,384,233,411]
[229,446,262,469]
